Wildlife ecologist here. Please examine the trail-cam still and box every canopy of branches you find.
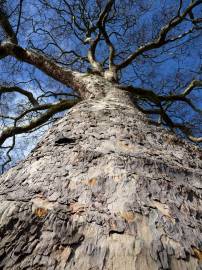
[0,0,202,172]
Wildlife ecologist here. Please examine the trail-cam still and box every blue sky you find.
[0,0,202,171]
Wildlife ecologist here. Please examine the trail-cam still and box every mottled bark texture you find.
[0,76,202,270]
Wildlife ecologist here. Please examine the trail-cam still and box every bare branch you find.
[135,100,202,143]
[0,43,86,95]
[0,85,39,106]
[0,7,18,43]
[85,0,116,75]
[1,134,15,173]
[0,99,78,146]
[87,32,103,73]
[120,80,202,108]
[97,0,116,68]
[16,0,24,37]
[117,0,202,70]
[187,135,202,143]
[182,80,202,96]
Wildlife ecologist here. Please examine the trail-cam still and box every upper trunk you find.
[0,76,201,270]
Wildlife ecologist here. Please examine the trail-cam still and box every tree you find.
[0,0,202,269]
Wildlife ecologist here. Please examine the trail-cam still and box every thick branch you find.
[120,80,202,110]
[0,43,85,95]
[86,0,115,74]
[87,33,103,73]
[97,0,116,68]
[0,99,77,146]
[0,8,18,43]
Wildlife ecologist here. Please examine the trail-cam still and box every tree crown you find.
[0,0,202,172]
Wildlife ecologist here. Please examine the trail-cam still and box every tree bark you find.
[0,76,201,270]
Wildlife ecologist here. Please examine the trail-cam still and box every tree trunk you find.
[0,75,201,270]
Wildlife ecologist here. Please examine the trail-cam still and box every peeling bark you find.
[0,78,201,270]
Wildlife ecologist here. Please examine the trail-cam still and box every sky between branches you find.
[0,0,202,172]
